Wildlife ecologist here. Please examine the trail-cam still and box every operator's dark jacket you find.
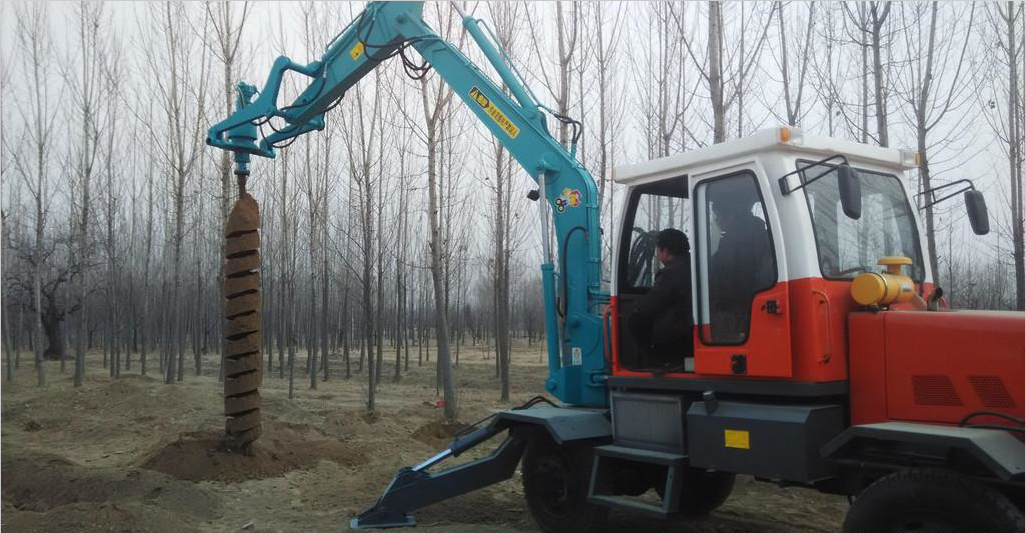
[634,255,692,345]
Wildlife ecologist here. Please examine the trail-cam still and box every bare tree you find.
[418,2,462,420]
[484,2,522,401]
[205,0,252,381]
[13,3,62,386]
[588,2,626,268]
[773,2,817,126]
[709,2,725,142]
[2,211,15,383]
[525,2,582,149]
[844,2,895,146]
[140,1,210,384]
[725,3,775,138]
[342,63,383,412]
[897,1,978,288]
[59,2,108,386]
[100,40,126,379]
[808,3,849,136]
[981,2,1025,310]
[676,3,772,144]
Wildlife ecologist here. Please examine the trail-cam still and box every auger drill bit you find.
[224,171,262,452]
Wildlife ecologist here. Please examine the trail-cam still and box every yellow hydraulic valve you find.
[851,256,915,307]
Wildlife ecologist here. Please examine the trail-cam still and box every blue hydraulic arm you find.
[208,1,608,407]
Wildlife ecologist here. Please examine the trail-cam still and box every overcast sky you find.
[1,1,1018,275]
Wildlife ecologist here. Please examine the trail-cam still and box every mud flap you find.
[349,427,528,529]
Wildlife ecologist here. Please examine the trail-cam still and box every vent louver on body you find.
[911,375,962,406]
[968,375,1016,409]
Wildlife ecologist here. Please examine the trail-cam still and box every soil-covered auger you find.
[208,2,1024,533]
[223,136,262,452]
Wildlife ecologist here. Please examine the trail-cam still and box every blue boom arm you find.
[208,1,608,407]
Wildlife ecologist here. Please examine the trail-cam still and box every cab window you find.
[619,182,689,292]
[695,172,776,345]
[799,162,924,281]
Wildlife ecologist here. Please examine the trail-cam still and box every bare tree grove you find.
[2,1,1023,415]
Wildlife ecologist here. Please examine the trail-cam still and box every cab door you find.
[691,170,792,377]
[612,178,690,373]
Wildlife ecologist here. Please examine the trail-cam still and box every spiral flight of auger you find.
[223,172,262,452]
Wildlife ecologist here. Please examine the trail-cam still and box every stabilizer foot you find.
[349,513,415,529]
[348,429,527,530]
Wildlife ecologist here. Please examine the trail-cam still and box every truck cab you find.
[590,126,1023,527]
[610,126,930,385]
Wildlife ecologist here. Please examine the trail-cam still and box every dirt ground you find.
[1,342,848,533]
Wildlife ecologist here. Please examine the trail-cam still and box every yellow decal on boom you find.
[469,86,520,139]
[724,429,750,449]
[350,42,365,60]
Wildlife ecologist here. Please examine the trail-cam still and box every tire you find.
[843,469,1024,533]
[522,435,607,533]
[656,467,735,516]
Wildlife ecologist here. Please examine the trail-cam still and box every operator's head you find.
[709,179,759,231]
[656,228,689,265]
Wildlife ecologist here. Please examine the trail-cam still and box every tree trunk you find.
[41,312,66,362]
[427,121,457,420]
[871,2,891,147]
[709,1,725,144]
[320,212,330,381]
[1005,1,1025,310]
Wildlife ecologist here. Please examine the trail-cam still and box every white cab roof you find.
[612,127,917,187]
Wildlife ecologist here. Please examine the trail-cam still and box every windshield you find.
[800,162,925,281]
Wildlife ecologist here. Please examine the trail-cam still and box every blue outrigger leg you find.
[350,420,527,529]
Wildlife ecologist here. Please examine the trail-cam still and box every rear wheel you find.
[843,469,1024,533]
[522,435,607,533]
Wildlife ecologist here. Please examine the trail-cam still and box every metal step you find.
[593,444,688,466]
[588,444,687,516]
[587,494,668,517]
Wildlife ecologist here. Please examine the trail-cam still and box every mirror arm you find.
[916,179,977,210]
[778,154,851,195]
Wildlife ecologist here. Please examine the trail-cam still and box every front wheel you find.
[522,435,607,533]
[843,469,1024,533]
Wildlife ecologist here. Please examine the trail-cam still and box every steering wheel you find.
[627,227,657,286]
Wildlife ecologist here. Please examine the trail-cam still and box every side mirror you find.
[837,163,862,220]
[965,189,990,235]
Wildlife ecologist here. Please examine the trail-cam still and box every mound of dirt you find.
[411,419,467,448]
[2,501,198,533]
[139,423,365,483]
[1,450,218,519]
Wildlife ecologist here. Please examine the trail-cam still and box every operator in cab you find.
[708,181,775,343]
[628,229,693,371]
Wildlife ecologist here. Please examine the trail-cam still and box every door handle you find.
[811,289,832,363]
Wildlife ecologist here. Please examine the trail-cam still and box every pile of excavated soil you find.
[4,501,194,533]
[139,422,365,483]
[2,449,219,533]
[411,419,467,448]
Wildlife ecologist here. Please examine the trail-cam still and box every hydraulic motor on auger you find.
[208,2,1024,532]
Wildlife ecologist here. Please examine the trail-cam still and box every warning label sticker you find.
[350,42,365,60]
[724,429,750,449]
[469,86,520,139]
